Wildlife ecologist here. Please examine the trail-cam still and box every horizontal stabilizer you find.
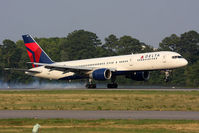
[4,68,41,73]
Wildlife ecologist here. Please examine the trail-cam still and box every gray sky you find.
[0,0,199,47]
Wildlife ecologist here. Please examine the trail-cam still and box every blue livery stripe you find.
[39,51,54,64]
[22,35,34,43]
[26,47,36,62]
[59,70,136,81]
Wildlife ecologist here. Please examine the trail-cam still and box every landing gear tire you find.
[107,83,118,88]
[165,78,169,83]
[85,78,96,89]
[86,84,96,89]
[107,76,118,88]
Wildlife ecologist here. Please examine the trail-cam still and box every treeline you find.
[0,30,199,87]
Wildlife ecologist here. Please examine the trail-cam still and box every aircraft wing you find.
[31,62,95,73]
[30,62,116,73]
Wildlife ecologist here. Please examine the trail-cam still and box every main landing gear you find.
[107,76,118,88]
[85,79,96,89]
[85,77,118,89]
[86,84,96,88]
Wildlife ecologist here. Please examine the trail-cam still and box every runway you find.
[1,88,199,91]
[1,110,199,120]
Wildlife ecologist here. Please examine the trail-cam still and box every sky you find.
[0,0,199,47]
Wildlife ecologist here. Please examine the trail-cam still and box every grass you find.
[0,90,199,111]
[0,119,199,133]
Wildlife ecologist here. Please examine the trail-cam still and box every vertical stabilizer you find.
[22,34,53,67]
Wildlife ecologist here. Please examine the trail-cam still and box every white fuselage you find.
[26,51,188,80]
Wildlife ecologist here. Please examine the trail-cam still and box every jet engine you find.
[91,68,112,80]
[126,71,150,81]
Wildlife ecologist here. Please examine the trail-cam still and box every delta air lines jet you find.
[19,34,188,88]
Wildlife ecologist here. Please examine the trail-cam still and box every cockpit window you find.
[172,56,183,59]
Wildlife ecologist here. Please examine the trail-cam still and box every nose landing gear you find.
[164,70,172,82]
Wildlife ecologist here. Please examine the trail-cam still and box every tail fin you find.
[22,34,53,67]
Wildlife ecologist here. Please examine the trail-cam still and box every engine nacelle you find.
[126,71,150,81]
[91,68,112,80]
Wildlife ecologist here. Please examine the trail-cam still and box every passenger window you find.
[172,56,183,59]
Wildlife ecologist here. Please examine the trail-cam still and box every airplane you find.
[9,34,188,88]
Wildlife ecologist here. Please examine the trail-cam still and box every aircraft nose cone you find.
[183,59,188,66]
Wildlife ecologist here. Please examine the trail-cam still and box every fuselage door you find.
[163,55,166,63]
[129,58,133,67]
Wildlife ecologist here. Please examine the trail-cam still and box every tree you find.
[60,30,102,60]
[185,61,199,87]
[159,34,180,51]
[117,36,142,55]
[1,40,26,83]
[2,39,17,67]
[103,34,119,55]
[178,31,199,64]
